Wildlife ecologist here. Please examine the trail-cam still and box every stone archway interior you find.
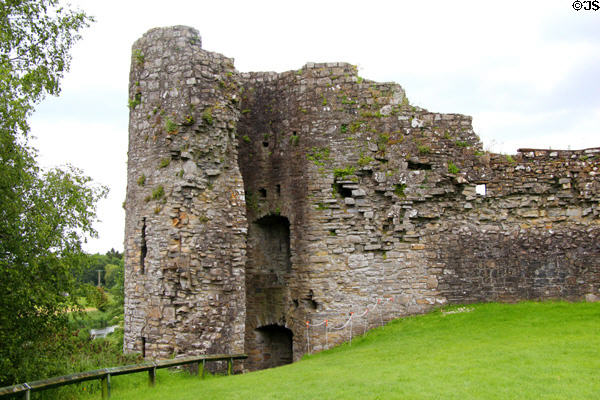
[245,214,293,370]
[253,324,293,369]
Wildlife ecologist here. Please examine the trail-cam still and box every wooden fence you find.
[0,353,247,399]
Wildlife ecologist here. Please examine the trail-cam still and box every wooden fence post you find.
[201,359,206,379]
[148,366,156,387]
[101,373,111,399]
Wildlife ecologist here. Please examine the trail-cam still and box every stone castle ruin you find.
[124,26,600,370]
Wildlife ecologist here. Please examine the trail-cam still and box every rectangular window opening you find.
[476,184,487,196]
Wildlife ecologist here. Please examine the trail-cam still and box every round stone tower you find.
[123,26,247,359]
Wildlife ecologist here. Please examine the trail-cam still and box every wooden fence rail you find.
[0,353,247,399]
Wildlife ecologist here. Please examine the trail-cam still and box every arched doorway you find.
[253,325,293,369]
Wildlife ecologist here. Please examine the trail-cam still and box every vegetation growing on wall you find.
[159,158,171,168]
[394,183,406,197]
[447,161,460,174]
[333,166,356,179]
[202,107,213,125]
[307,147,331,166]
[128,93,142,109]
[357,152,374,167]
[164,117,178,134]
[152,185,165,200]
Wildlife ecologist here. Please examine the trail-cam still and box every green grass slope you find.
[81,302,600,400]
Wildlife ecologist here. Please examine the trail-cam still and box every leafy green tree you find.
[1,0,92,136]
[104,263,123,289]
[78,250,123,286]
[84,284,109,312]
[80,253,109,286]
[105,248,123,261]
[104,259,125,324]
[0,0,102,386]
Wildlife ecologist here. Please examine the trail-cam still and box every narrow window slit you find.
[140,218,147,274]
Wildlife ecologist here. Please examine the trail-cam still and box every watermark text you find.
[573,1,600,11]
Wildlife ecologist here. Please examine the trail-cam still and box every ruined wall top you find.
[134,25,202,49]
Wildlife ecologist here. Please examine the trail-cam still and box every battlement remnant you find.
[124,26,600,371]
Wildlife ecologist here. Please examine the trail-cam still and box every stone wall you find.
[124,26,600,370]
[436,148,600,303]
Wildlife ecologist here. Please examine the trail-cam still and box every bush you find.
[448,161,460,174]
[85,285,109,312]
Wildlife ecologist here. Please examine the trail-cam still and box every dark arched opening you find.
[253,324,293,369]
[245,214,293,370]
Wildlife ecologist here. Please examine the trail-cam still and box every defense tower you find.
[123,26,247,359]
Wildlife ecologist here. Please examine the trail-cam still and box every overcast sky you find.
[29,0,600,253]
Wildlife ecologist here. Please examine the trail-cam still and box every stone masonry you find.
[124,26,600,371]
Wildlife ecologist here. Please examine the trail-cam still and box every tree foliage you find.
[1,0,92,135]
[79,250,125,314]
[0,0,102,386]
[79,249,123,287]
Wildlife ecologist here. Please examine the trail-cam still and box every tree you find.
[104,262,123,289]
[78,249,123,286]
[0,0,102,385]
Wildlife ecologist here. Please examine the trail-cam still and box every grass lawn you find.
[78,301,600,399]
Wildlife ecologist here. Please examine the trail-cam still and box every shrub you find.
[377,134,390,151]
[152,185,165,200]
[358,153,374,167]
[307,147,331,166]
[394,183,406,197]
[417,145,431,155]
[133,49,144,65]
[159,158,170,169]
[128,93,141,109]
[165,118,178,134]
[333,166,355,179]
[202,108,213,125]
[85,285,109,312]
[448,161,460,174]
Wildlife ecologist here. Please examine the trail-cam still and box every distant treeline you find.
[79,248,123,288]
